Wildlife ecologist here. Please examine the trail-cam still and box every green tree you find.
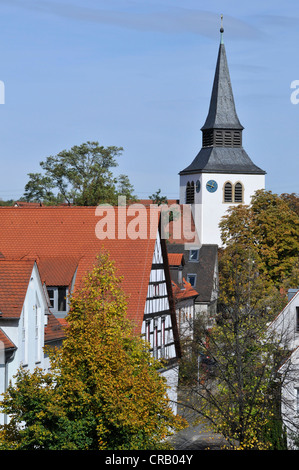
[23,141,136,206]
[149,189,168,205]
[0,252,185,450]
[220,190,299,289]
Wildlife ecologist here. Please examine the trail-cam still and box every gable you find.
[0,259,35,319]
[0,206,159,333]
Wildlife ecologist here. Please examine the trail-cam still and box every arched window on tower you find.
[186,181,195,204]
[224,182,233,202]
[234,182,243,203]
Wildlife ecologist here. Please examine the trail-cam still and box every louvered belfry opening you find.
[234,182,243,202]
[224,182,233,202]
[186,181,195,204]
[202,129,242,148]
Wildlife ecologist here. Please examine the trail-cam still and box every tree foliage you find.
[0,252,185,450]
[179,242,287,449]
[220,190,299,289]
[178,190,298,449]
[23,141,136,206]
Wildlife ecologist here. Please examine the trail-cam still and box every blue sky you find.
[0,0,298,200]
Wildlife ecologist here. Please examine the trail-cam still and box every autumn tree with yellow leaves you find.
[0,252,185,450]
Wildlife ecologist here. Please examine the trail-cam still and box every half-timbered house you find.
[0,206,181,409]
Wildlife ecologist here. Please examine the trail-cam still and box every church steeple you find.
[180,19,266,176]
[179,17,266,246]
[201,18,244,148]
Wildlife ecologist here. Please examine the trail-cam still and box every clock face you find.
[196,180,201,193]
[206,180,218,192]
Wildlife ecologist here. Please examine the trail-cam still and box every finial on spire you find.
[220,14,224,44]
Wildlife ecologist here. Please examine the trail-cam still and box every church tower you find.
[179,22,266,246]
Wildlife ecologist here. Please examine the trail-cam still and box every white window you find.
[21,306,28,365]
[47,286,68,313]
[35,295,41,363]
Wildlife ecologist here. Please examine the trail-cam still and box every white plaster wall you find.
[0,264,49,425]
[180,172,265,246]
[160,365,178,414]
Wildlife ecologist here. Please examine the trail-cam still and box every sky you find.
[0,0,298,201]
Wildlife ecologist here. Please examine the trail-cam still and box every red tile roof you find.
[0,207,160,333]
[168,253,184,267]
[171,278,198,301]
[0,259,35,318]
[45,312,67,343]
[37,256,78,286]
[0,328,16,350]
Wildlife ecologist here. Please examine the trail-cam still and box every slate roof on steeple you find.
[180,146,265,175]
[201,42,243,131]
[180,28,266,176]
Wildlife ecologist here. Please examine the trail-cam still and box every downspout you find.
[4,349,16,425]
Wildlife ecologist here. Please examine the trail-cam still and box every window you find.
[233,131,242,147]
[224,182,233,202]
[187,274,197,287]
[161,317,166,357]
[153,283,159,298]
[153,319,158,359]
[296,388,299,414]
[21,306,28,365]
[145,320,151,343]
[202,129,213,147]
[296,307,299,333]
[47,288,54,308]
[234,182,243,203]
[215,130,223,146]
[189,249,199,262]
[47,286,68,313]
[35,295,41,363]
[186,181,195,204]
[224,130,232,146]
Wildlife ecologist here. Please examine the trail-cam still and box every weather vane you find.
[220,14,224,43]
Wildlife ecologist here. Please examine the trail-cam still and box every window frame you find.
[234,182,244,203]
[47,286,68,313]
[223,181,233,203]
[186,181,195,204]
[189,249,199,262]
[186,274,197,287]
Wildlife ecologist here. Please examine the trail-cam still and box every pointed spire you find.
[201,18,243,131]
[179,19,266,177]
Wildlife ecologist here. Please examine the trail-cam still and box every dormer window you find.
[47,286,68,314]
